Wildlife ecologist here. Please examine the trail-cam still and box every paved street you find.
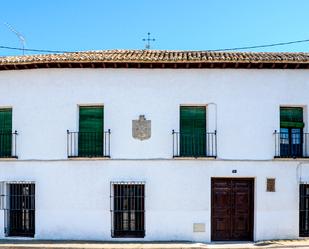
[0,240,309,249]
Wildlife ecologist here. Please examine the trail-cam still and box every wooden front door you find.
[211,178,254,241]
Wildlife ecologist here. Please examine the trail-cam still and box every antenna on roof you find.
[142,32,155,49]
[4,22,26,55]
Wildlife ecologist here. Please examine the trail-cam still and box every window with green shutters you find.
[78,106,104,157]
[280,107,304,129]
[0,108,12,157]
[180,106,206,157]
[279,107,304,157]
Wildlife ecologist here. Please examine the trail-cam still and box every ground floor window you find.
[300,184,309,236]
[1,182,35,237]
[110,182,145,238]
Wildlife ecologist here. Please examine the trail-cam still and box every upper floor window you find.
[180,106,206,157]
[275,107,308,158]
[172,106,216,158]
[78,106,104,157]
[0,108,17,158]
[67,106,111,158]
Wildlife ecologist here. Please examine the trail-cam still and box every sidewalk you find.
[0,240,309,249]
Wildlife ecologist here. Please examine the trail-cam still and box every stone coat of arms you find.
[132,115,151,140]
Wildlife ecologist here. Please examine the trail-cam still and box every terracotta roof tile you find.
[1,50,309,69]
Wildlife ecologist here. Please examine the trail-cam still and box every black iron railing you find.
[0,131,18,158]
[274,130,309,158]
[67,130,111,158]
[172,130,217,157]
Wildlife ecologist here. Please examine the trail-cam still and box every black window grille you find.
[110,182,145,238]
[300,184,309,236]
[1,183,35,237]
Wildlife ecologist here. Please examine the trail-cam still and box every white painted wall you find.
[0,68,308,242]
[0,69,308,160]
[0,160,302,242]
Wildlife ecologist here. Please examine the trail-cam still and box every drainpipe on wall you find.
[296,162,309,183]
[207,102,217,132]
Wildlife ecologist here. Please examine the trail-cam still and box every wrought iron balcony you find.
[274,130,309,158]
[67,130,111,158]
[172,130,217,158]
[0,131,18,158]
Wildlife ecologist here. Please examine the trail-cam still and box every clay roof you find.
[1,50,309,70]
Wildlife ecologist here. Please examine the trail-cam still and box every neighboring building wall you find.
[0,68,308,241]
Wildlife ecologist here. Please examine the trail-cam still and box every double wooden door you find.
[211,178,254,241]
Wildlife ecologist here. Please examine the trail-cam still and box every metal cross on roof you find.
[142,32,155,49]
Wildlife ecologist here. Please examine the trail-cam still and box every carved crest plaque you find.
[132,115,151,140]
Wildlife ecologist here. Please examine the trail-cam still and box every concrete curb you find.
[0,241,309,249]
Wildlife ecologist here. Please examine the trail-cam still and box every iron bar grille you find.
[67,130,111,158]
[274,131,309,158]
[2,183,35,237]
[300,184,309,236]
[172,131,217,157]
[110,182,145,238]
[0,131,18,158]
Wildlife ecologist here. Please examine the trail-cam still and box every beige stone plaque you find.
[266,178,276,192]
[193,223,205,232]
[132,115,151,141]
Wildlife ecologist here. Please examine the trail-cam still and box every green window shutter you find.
[280,107,304,128]
[180,106,206,156]
[0,108,12,157]
[78,106,104,157]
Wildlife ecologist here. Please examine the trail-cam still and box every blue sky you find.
[1,0,309,56]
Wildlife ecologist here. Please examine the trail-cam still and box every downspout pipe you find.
[297,162,309,184]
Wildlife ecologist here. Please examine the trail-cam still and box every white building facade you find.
[0,50,309,242]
